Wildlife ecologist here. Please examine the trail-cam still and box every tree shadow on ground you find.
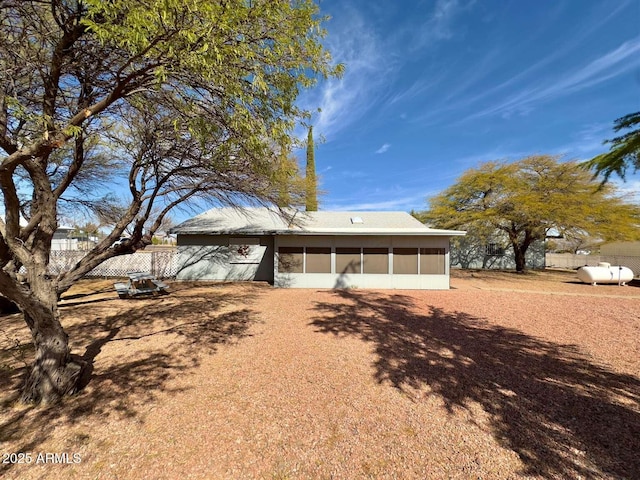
[0,315,32,397]
[310,290,640,479]
[0,283,263,476]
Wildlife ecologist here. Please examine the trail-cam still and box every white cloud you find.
[375,143,391,154]
[296,8,393,141]
[468,37,640,120]
[462,2,632,108]
[303,0,475,130]
[413,4,637,127]
[551,122,612,160]
[431,0,460,38]
[386,75,446,106]
[612,177,640,203]
[539,37,640,98]
[336,170,368,179]
[412,0,476,48]
[325,194,426,212]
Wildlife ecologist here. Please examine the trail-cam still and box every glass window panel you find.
[306,247,331,273]
[420,247,445,274]
[335,247,361,274]
[278,247,303,273]
[485,243,505,256]
[363,248,388,274]
[393,248,418,274]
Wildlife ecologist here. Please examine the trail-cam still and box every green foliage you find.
[1,0,340,166]
[422,155,640,271]
[271,147,306,208]
[0,0,338,261]
[72,222,100,235]
[305,125,318,211]
[0,0,342,405]
[586,111,640,182]
[98,0,332,145]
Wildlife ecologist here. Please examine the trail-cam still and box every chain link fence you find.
[545,253,640,277]
[49,250,177,278]
[600,255,640,278]
[545,254,601,270]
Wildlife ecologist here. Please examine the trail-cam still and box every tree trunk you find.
[19,303,85,404]
[513,245,527,272]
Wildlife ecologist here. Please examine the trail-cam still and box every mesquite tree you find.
[0,0,340,404]
[422,155,640,272]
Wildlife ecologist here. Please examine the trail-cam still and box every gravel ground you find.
[1,269,639,479]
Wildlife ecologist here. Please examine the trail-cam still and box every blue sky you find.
[294,0,640,211]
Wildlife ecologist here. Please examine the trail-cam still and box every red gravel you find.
[1,269,638,479]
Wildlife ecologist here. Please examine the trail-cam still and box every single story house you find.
[171,207,465,289]
[450,234,546,270]
[51,225,78,251]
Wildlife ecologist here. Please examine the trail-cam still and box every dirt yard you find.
[1,270,639,479]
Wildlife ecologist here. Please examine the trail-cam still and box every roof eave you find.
[174,229,467,236]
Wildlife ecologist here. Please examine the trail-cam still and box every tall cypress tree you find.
[305,125,318,211]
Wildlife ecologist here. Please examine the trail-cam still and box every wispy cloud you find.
[383,1,478,109]
[612,177,640,203]
[412,0,476,48]
[319,0,476,122]
[468,37,640,120]
[387,75,445,106]
[325,193,427,212]
[375,143,391,154]
[425,0,461,40]
[551,122,612,159]
[297,7,393,141]
[411,2,636,126]
[343,170,368,179]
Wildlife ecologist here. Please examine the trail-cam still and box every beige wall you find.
[176,234,273,282]
[275,235,452,289]
[176,233,454,289]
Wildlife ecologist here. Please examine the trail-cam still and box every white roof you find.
[172,207,465,237]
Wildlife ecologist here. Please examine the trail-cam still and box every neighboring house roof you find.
[172,207,466,237]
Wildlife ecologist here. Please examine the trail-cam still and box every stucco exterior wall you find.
[176,233,454,289]
[176,234,274,282]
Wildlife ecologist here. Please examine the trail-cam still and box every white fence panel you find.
[545,254,601,269]
[49,250,177,278]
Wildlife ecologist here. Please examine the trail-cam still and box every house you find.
[171,207,466,289]
[449,233,545,270]
[51,225,78,251]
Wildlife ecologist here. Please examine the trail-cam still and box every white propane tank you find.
[577,265,634,285]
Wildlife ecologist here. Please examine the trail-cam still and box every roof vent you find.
[350,216,363,224]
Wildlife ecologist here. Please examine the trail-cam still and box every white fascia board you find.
[176,228,467,237]
[278,228,467,236]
